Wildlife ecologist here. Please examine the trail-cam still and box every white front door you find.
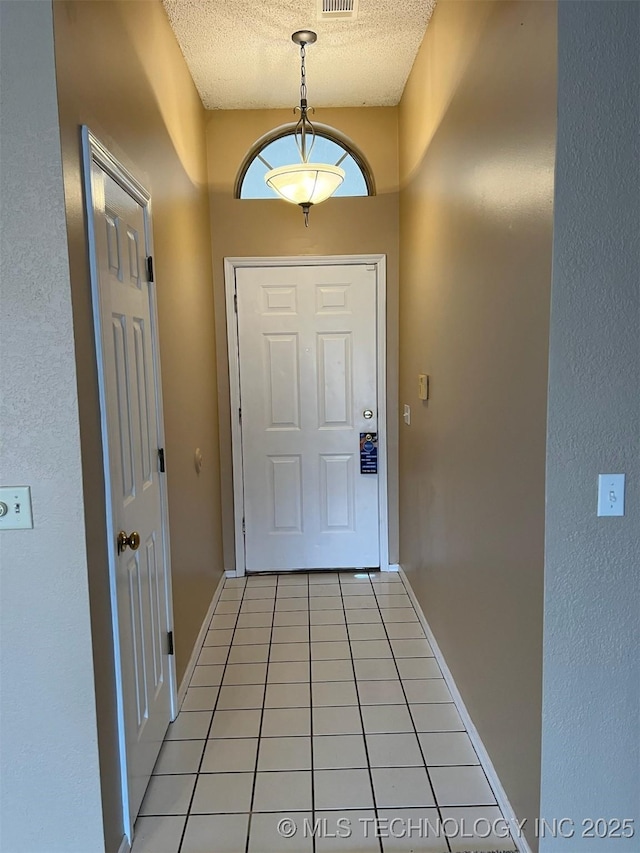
[236,263,380,572]
[88,145,173,825]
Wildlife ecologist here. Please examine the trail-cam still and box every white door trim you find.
[81,127,177,842]
[224,254,389,577]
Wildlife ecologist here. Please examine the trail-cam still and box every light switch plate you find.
[403,404,411,425]
[0,486,34,529]
[597,473,625,517]
[418,374,429,401]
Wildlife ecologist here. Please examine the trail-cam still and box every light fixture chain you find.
[300,43,307,103]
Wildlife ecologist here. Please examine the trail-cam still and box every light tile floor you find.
[132,571,517,853]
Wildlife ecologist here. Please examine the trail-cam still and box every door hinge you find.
[158,447,166,473]
[242,518,246,534]
[238,407,242,422]
[145,256,154,282]
[167,630,174,656]
[234,292,238,313]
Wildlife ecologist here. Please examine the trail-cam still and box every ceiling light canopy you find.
[264,31,345,226]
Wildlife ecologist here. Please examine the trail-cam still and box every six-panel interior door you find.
[90,160,172,821]
[236,264,380,572]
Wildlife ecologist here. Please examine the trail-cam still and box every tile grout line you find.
[175,574,248,853]
[339,572,384,853]
[372,572,452,853]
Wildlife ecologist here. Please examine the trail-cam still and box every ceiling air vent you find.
[317,0,358,21]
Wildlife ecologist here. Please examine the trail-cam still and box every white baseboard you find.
[177,571,227,709]
[383,563,400,573]
[225,569,238,578]
[117,834,131,853]
[399,567,533,853]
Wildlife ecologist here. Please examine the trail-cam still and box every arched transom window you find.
[235,123,376,200]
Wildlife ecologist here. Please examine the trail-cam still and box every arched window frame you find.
[234,122,376,199]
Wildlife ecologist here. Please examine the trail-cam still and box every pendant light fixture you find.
[265,31,345,226]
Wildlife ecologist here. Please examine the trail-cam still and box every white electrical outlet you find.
[0,486,34,529]
[597,474,625,517]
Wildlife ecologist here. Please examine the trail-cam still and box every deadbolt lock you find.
[117,530,141,554]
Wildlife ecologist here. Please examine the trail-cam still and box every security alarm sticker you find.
[360,433,378,474]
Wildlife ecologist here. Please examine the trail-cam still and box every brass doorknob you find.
[117,530,141,554]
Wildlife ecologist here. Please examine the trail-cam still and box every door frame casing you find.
[224,254,390,577]
[81,127,178,841]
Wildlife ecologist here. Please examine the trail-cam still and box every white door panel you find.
[236,264,379,572]
[90,160,172,822]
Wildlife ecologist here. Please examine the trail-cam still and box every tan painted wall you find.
[398,0,556,842]
[52,2,224,848]
[206,107,400,571]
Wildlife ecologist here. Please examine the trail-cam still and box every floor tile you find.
[182,686,219,711]
[227,643,270,664]
[379,609,419,624]
[204,629,233,646]
[371,767,436,808]
[223,577,247,587]
[241,598,276,614]
[311,623,349,642]
[253,770,312,811]
[351,639,393,659]
[191,772,254,814]
[343,595,379,610]
[429,765,496,806]
[201,737,258,773]
[272,625,309,643]
[354,659,399,681]
[347,622,388,641]
[309,596,343,611]
[210,613,237,630]
[314,810,379,852]
[139,773,196,815]
[376,808,444,851]
[311,659,354,682]
[361,704,414,734]
[313,734,367,769]
[273,610,310,626]
[313,705,363,735]
[370,582,404,595]
[214,600,242,615]
[248,812,313,853]
[385,622,426,640]
[311,641,351,660]
[233,627,271,645]
[403,679,452,704]
[244,586,277,600]
[390,639,434,658]
[181,813,250,853]
[219,587,244,601]
[314,769,374,810]
[153,739,204,774]
[277,585,309,598]
[209,708,262,739]
[276,597,310,612]
[340,572,374,584]
[370,572,402,583]
[236,612,273,629]
[262,707,311,737]
[341,584,374,596]
[278,574,309,586]
[309,573,341,585]
[312,680,359,707]
[165,711,212,741]
[264,681,310,708]
[410,703,465,732]
[190,665,224,687]
[375,594,412,609]
[222,662,267,685]
[198,645,228,666]
[131,816,186,852]
[310,610,346,626]
[217,684,265,710]
[268,660,310,683]
[397,658,443,680]
[418,732,479,766]
[309,583,341,596]
[270,642,310,662]
[246,575,277,586]
[257,736,312,771]
[366,733,423,768]
[439,806,517,852]
[357,680,405,705]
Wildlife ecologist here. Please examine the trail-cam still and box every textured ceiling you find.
[162,0,437,110]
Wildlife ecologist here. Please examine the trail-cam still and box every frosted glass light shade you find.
[265,162,345,205]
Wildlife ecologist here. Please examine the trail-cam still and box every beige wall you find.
[52,2,224,848]
[206,107,400,571]
[398,0,556,843]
